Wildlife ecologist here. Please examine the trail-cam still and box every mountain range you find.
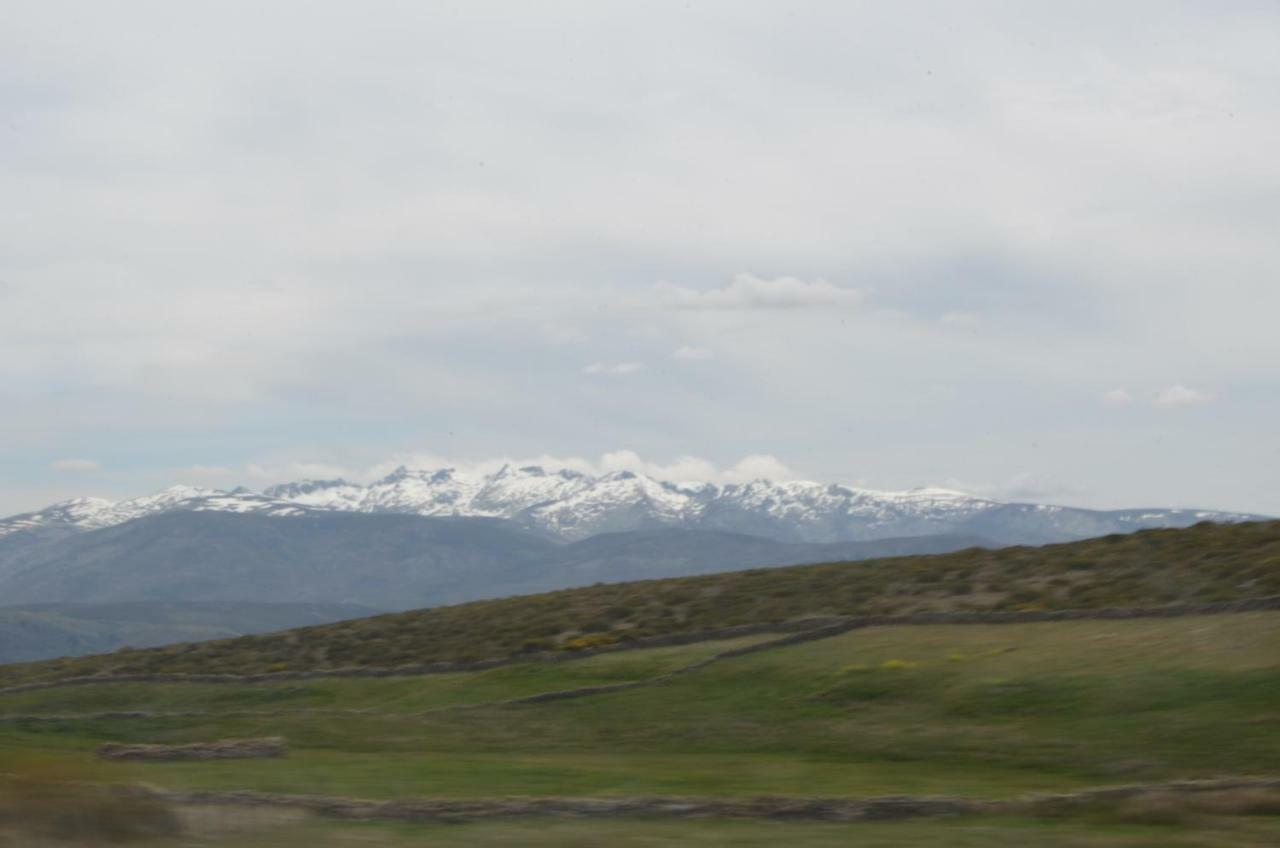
[2,465,1264,548]
[0,466,1267,662]
[0,510,991,610]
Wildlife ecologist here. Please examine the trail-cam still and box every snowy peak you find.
[0,467,1267,546]
[0,486,311,540]
[0,497,115,539]
[263,478,369,510]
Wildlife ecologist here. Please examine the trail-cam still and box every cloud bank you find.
[2,2,1278,518]
[241,451,798,489]
[50,459,102,473]
[647,275,865,311]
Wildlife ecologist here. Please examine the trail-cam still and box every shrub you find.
[1107,793,1199,825]
[880,658,920,670]
[0,761,181,843]
[1193,788,1280,816]
[563,634,619,651]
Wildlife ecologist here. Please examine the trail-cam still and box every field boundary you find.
[129,776,1280,823]
[0,626,833,722]
[2,595,1278,699]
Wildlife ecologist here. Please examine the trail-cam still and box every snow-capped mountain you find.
[0,465,1267,546]
[0,486,312,543]
[258,465,1004,540]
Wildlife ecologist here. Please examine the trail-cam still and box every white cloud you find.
[647,274,864,311]
[939,312,981,327]
[1152,384,1212,408]
[180,464,234,478]
[232,451,800,489]
[937,472,1086,503]
[3,4,1280,518]
[246,462,355,482]
[583,362,645,375]
[598,450,718,482]
[591,450,796,484]
[721,454,796,484]
[50,458,101,473]
[1102,388,1133,405]
[671,345,714,361]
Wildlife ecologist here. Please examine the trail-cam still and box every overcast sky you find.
[3,1,1279,517]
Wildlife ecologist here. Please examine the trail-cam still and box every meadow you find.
[3,521,1279,844]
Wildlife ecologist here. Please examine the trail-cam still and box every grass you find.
[2,522,1278,844]
[0,635,772,716]
[2,613,1278,803]
[2,519,1278,686]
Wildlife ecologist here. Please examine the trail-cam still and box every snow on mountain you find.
[0,485,311,540]
[1,466,1267,546]
[0,497,116,540]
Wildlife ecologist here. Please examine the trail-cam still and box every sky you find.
[2,1,1279,517]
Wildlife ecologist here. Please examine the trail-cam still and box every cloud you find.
[938,312,981,327]
[237,451,800,489]
[598,450,717,481]
[937,472,1087,503]
[180,464,234,478]
[50,458,101,473]
[647,274,865,311]
[246,462,355,482]
[591,450,796,484]
[721,454,796,484]
[3,4,1280,518]
[1102,388,1133,405]
[671,345,714,361]
[1152,384,1212,408]
[583,362,645,375]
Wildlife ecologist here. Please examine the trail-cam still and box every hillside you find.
[3,519,1276,687]
[0,602,377,664]
[2,610,1280,845]
[0,510,989,612]
[0,511,558,609]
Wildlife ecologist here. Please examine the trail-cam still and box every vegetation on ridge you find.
[1,519,1277,686]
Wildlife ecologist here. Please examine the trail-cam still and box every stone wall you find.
[3,596,1277,698]
[97,737,287,761]
[134,777,1280,823]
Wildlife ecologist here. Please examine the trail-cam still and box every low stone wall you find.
[0,619,833,698]
[134,777,1280,823]
[0,708,373,724]
[3,596,1277,698]
[97,737,287,762]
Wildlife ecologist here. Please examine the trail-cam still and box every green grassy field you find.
[0,635,772,716]
[3,613,1279,805]
[2,522,1279,844]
